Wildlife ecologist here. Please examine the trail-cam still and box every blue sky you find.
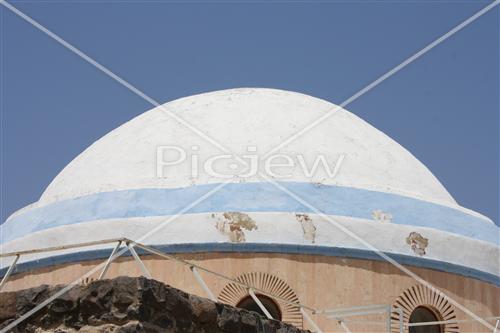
[1,1,498,225]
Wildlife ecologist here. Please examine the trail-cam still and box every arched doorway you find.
[236,294,282,320]
[409,306,442,333]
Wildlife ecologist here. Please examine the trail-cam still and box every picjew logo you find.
[156,145,345,180]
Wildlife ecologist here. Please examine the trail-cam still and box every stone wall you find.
[0,276,310,333]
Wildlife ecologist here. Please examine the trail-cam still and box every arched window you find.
[409,306,442,333]
[392,285,458,333]
[236,294,282,320]
[218,272,302,327]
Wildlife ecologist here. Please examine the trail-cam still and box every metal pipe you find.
[127,243,152,279]
[339,320,353,333]
[386,305,392,333]
[16,236,498,332]
[301,307,324,333]
[327,309,391,319]
[248,288,273,319]
[131,241,317,312]
[190,266,216,301]
[339,320,389,325]
[318,304,390,315]
[0,238,125,258]
[407,317,472,327]
[98,241,122,280]
[0,254,20,291]
[339,316,500,326]
[0,237,497,332]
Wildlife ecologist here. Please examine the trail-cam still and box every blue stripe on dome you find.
[2,182,498,244]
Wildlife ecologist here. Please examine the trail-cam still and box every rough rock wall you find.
[0,276,310,333]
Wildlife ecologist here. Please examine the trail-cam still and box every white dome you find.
[3,88,498,281]
[40,88,455,206]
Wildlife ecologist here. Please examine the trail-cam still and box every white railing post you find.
[190,266,216,301]
[248,288,273,319]
[493,319,499,333]
[339,320,353,333]
[0,254,20,291]
[127,243,152,279]
[301,308,324,333]
[386,305,392,333]
[98,240,122,280]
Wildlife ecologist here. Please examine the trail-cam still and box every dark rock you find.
[217,306,241,332]
[189,294,217,324]
[0,291,17,322]
[0,276,311,333]
[240,310,259,333]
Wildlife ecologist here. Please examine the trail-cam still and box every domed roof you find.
[40,88,454,206]
[2,88,498,282]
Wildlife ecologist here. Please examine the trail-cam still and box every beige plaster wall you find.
[2,253,498,333]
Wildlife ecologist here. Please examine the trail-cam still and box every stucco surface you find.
[1,212,499,278]
[38,88,456,206]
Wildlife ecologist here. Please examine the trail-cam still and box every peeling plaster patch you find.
[214,212,257,243]
[372,209,393,223]
[406,232,429,256]
[295,213,316,243]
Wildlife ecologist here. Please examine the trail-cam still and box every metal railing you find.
[0,237,323,332]
[1,237,497,333]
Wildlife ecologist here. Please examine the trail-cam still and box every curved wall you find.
[1,252,498,332]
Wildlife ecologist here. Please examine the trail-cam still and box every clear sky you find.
[0,0,498,225]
